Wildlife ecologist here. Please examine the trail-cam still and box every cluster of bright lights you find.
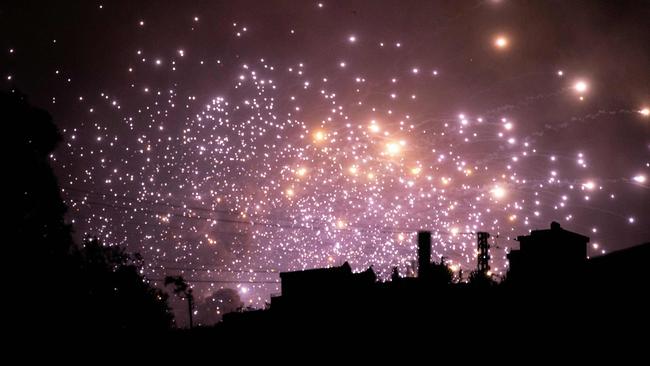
[5,3,644,314]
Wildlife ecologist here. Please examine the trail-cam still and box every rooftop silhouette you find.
[217,223,649,336]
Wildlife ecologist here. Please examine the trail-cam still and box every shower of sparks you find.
[3,1,649,314]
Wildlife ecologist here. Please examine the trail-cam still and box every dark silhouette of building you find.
[216,222,648,339]
[587,242,650,289]
[506,221,588,286]
[271,261,376,311]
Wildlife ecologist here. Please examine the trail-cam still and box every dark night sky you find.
[2,0,649,320]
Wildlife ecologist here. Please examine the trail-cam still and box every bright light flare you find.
[582,181,596,190]
[491,185,506,199]
[494,36,509,49]
[574,80,588,93]
[313,130,326,142]
[368,121,380,133]
[296,167,307,177]
[386,142,401,156]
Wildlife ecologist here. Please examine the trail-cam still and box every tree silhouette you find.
[165,275,194,329]
[6,90,76,330]
[468,269,497,288]
[77,237,173,331]
[7,90,73,259]
[428,258,454,286]
[5,90,173,333]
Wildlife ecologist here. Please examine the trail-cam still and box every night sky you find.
[2,0,649,321]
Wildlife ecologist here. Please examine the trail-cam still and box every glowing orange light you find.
[296,167,307,177]
[574,80,588,93]
[313,130,326,142]
[494,36,509,49]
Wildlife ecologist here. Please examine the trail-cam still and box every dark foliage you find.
[74,237,173,332]
[165,275,194,328]
[5,90,173,334]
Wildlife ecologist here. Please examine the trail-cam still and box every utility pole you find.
[187,288,194,329]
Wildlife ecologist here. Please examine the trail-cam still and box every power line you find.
[154,266,279,274]
[148,277,279,284]
[65,187,475,236]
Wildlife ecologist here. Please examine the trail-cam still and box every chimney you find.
[418,231,431,278]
